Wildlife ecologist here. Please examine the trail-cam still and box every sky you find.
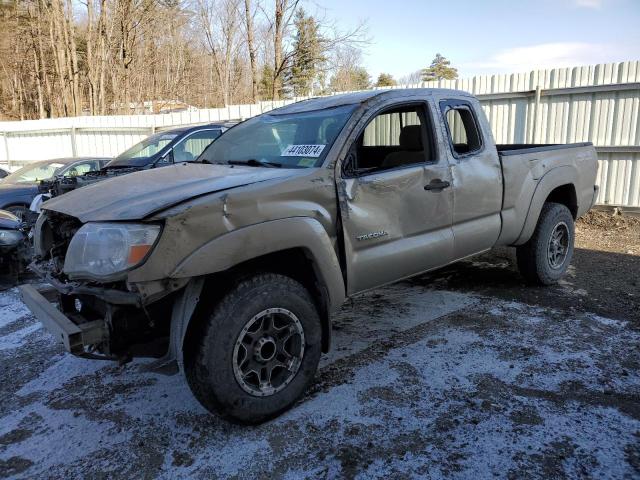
[313,0,640,81]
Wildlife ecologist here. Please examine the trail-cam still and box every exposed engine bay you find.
[39,167,143,198]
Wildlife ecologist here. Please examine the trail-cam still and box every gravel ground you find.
[0,211,638,479]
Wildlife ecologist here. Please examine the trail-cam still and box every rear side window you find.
[440,100,483,157]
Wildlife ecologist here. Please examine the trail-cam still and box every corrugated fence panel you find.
[597,153,640,206]
[6,130,74,162]
[0,61,639,206]
[75,131,150,157]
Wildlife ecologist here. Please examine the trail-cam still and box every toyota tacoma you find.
[19,88,598,423]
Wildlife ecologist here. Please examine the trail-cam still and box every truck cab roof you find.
[271,88,474,115]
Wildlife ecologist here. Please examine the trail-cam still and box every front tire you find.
[185,273,322,424]
[516,202,575,285]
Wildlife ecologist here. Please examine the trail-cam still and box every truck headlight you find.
[0,229,23,247]
[64,223,161,280]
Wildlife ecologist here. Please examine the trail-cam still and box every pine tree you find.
[259,64,276,99]
[375,73,396,87]
[289,9,324,97]
[421,53,458,82]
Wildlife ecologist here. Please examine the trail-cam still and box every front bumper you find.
[18,284,106,354]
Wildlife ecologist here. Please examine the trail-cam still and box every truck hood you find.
[42,163,302,222]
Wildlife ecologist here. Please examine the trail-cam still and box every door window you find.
[347,104,433,175]
[174,130,222,162]
[64,161,98,177]
[440,100,483,157]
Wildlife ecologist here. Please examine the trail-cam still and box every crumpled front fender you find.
[170,216,346,313]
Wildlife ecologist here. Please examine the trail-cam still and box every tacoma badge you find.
[356,231,388,241]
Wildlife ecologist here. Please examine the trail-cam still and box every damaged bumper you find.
[29,261,142,306]
[21,260,184,360]
[19,284,106,354]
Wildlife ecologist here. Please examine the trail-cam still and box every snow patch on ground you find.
[0,322,43,352]
[17,353,108,396]
[0,290,30,330]
[0,402,132,470]
[0,285,638,479]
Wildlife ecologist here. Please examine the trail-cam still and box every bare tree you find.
[0,0,371,120]
[243,0,259,102]
[47,0,83,116]
[196,0,244,105]
[85,0,113,114]
[328,45,370,92]
[269,0,299,99]
[263,1,369,99]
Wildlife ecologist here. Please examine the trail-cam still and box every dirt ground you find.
[0,210,638,479]
[414,210,640,325]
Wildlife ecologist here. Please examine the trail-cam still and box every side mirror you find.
[159,149,174,164]
[343,151,357,177]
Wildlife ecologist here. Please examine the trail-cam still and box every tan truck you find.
[19,88,599,423]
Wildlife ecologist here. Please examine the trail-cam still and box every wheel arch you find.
[1,201,30,211]
[173,218,346,357]
[545,184,578,219]
[514,166,578,246]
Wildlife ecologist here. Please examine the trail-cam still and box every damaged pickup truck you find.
[20,88,598,423]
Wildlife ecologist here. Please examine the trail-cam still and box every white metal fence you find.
[1,61,639,207]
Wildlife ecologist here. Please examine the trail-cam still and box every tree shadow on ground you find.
[409,247,639,325]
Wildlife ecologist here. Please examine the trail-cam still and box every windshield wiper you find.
[227,159,282,168]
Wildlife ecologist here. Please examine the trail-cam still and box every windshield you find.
[4,161,67,183]
[198,104,355,168]
[108,132,178,167]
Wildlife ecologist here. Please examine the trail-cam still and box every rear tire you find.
[516,202,574,285]
[185,273,322,424]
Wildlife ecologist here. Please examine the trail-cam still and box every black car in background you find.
[0,167,8,179]
[0,209,30,279]
[42,123,233,198]
[0,157,110,219]
[108,123,233,167]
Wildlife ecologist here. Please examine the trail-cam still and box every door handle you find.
[424,179,451,191]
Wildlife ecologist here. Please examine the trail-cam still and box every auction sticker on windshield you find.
[282,145,325,157]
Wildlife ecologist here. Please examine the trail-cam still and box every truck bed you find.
[495,141,598,246]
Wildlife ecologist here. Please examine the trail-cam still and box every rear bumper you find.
[18,284,106,354]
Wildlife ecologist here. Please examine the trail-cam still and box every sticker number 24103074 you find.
[281,145,326,157]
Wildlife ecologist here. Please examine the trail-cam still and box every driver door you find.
[338,102,454,295]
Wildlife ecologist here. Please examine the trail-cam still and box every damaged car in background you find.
[38,123,233,200]
[0,157,110,220]
[19,88,598,424]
